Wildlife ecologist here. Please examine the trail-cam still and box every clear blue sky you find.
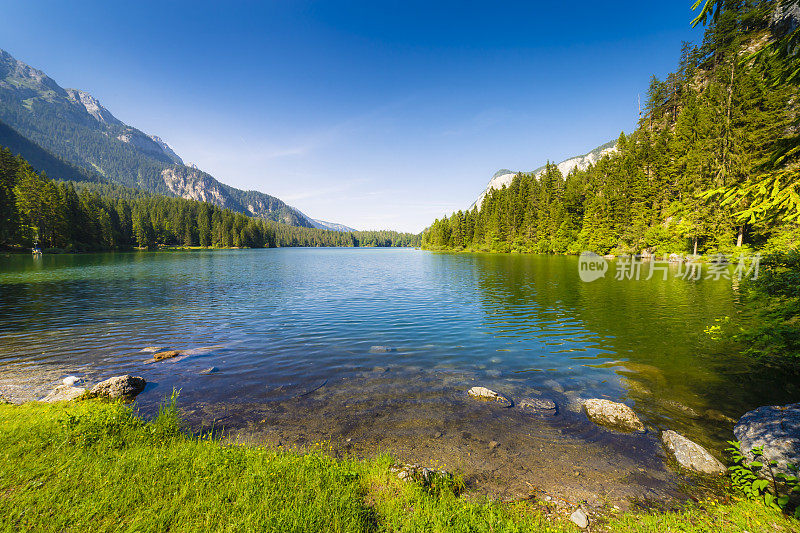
[0,1,704,232]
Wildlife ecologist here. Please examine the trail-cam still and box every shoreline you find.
[0,397,796,531]
[0,363,744,508]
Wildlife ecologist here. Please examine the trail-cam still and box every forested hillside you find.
[0,148,419,251]
[424,0,799,256]
[0,119,103,184]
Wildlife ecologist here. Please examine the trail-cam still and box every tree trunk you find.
[736,225,744,248]
[693,236,698,256]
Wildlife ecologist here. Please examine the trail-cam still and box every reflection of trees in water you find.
[467,254,799,444]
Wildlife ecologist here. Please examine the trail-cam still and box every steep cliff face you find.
[161,166,315,227]
[162,167,228,205]
[469,140,617,210]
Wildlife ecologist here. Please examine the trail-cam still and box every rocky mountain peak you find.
[65,88,121,125]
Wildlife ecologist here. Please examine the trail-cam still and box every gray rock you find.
[489,440,500,450]
[662,430,725,474]
[583,399,644,432]
[467,386,512,407]
[518,397,557,414]
[62,375,82,387]
[199,366,219,375]
[570,508,589,529]
[42,384,86,402]
[90,375,146,399]
[734,402,800,478]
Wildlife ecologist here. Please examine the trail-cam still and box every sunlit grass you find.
[0,398,795,532]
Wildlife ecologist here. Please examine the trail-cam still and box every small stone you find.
[433,431,443,439]
[199,366,219,375]
[140,346,164,353]
[467,386,512,407]
[90,375,146,399]
[489,440,500,450]
[662,430,725,474]
[570,508,589,529]
[518,397,557,414]
[583,399,645,432]
[153,350,183,361]
[62,376,82,387]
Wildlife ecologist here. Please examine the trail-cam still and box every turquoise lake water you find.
[1,248,796,502]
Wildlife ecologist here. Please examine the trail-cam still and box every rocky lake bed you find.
[4,349,796,528]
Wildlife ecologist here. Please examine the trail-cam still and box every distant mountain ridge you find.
[469,140,618,210]
[0,48,354,230]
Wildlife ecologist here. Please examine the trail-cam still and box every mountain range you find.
[469,139,618,210]
[0,48,353,231]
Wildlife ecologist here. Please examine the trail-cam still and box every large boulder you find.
[583,399,644,432]
[662,430,725,474]
[90,375,146,399]
[467,386,512,407]
[734,402,800,478]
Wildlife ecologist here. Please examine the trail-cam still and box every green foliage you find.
[0,147,419,251]
[726,440,800,518]
[423,1,799,257]
[734,251,800,361]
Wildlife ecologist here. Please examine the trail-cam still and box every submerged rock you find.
[467,386,512,407]
[705,409,736,423]
[583,399,644,432]
[660,399,702,419]
[90,375,146,399]
[140,346,164,353]
[42,384,86,402]
[734,402,800,478]
[570,507,589,529]
[662,430,725,474]
[518,397,557,414]
[369,346,396,354]
[199,366,219,375]
[153,350,183,361]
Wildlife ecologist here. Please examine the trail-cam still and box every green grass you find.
[0,398,796,532]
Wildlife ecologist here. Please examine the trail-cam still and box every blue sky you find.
[0,1,704,232]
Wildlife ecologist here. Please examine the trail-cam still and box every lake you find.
[0,248,796,505]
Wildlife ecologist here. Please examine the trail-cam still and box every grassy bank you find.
[0,399,796,532]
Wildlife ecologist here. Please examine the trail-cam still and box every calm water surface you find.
[1,248,796,503]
